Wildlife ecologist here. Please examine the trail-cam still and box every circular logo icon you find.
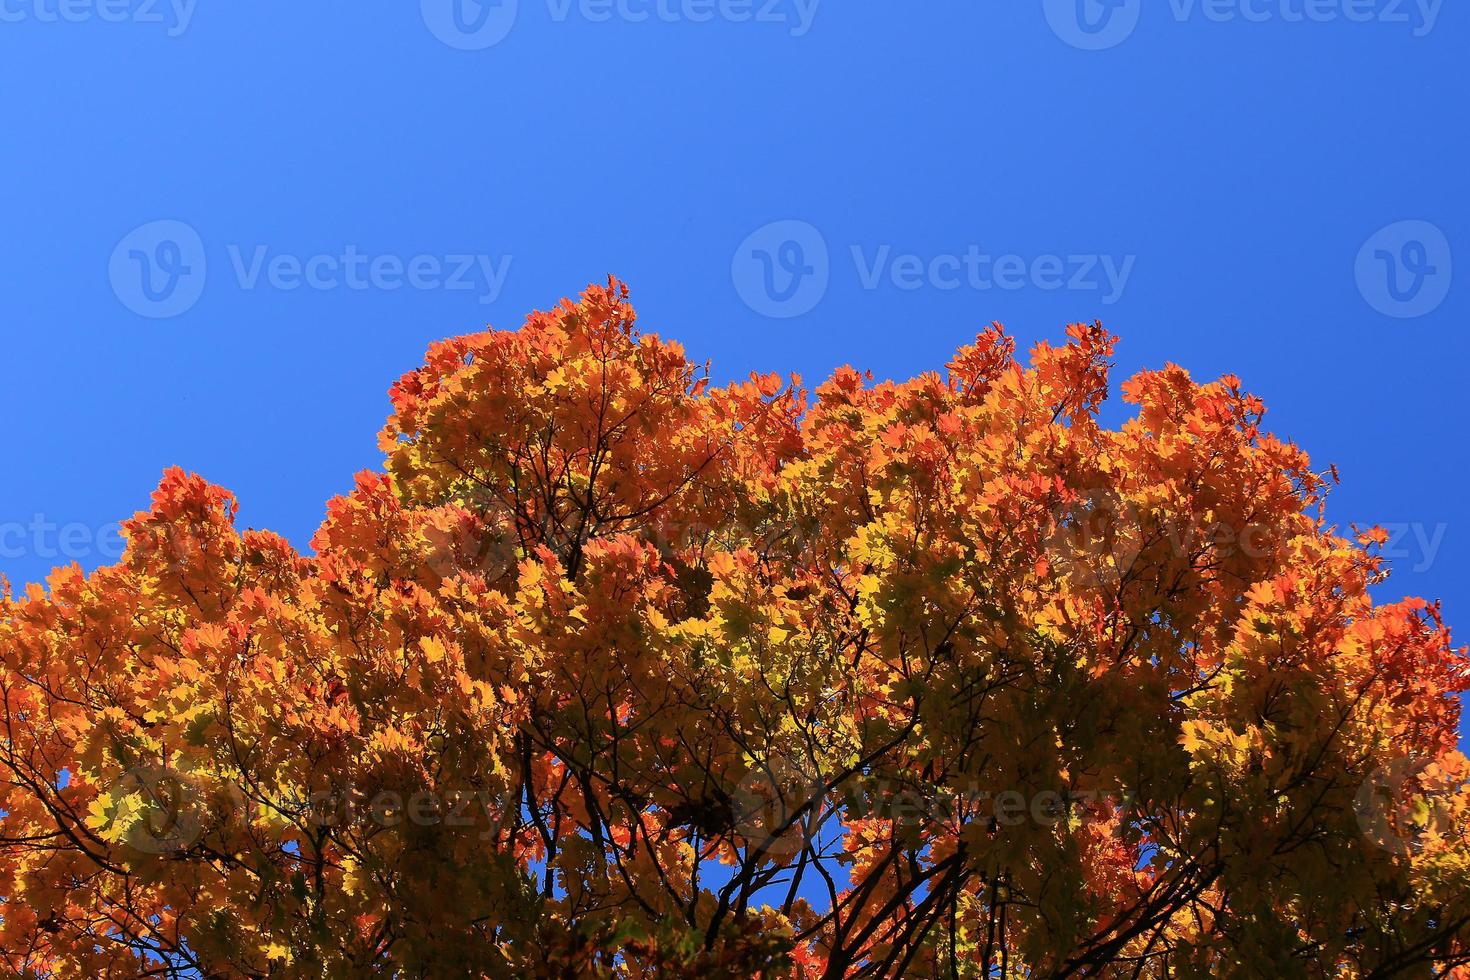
[1356,220,1453,319]
[422,494,520,584]
[1355,756,1436,856]
[732,220,830,319]
[1043,0,1141,51]
[109,220,207,319]
[421,0,519,50]
[104,767,206,855]
[1045,487,1142,593]
[732,747,825,861]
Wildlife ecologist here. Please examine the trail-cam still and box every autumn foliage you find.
[4,279,1470,977]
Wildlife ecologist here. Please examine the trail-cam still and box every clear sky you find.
[2,2,1465,694]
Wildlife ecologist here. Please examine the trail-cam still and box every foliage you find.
[3,279,1469,977]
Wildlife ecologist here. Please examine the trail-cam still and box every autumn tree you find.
[3,278,1469,977]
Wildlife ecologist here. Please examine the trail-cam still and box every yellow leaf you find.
[420,635,447,664]
[85,792,116,834]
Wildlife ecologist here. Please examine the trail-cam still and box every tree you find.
[3,278,1468,977]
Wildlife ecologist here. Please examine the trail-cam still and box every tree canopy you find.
[3,279,1468,977]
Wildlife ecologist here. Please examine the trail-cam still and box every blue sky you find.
[1,1,1464,656]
